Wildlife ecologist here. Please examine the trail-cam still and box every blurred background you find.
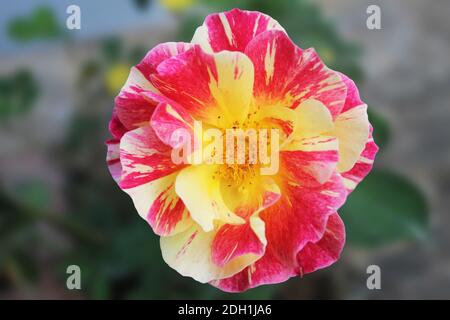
[0,0,448,299]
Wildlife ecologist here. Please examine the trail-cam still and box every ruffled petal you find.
[296,212,345,274]
[280,99,338,186]
[119,125,185,189]
[123,172,192,236]
[280,137,339,187]
[341,127,378,193]
[108,110,128,140]
[213,173,347,292]
[333,73,371,172]
[115,43,192,130]
[245,30,347,118]
[150,101,197,149]
[151,46,254,127]
[115,67,158,130]
[136,42,193,80]
[106,139,122,184]
[192,8,284,53]
[106,112,127,184]
[161,177,280,284]
[161,222,262,284]
[175,164,245,232]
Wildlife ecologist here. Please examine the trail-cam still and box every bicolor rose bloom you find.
[106,8,378,292]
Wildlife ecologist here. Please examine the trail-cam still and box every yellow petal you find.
[295,99,334,137]
[209,51,254,126]
[334,104,370,172]
[283,99,335,152]
[175,165,245,232]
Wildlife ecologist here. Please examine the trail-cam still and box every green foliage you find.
[340,170,428,247]
[133,0,153,10]
[0,70,39,121]
[8,6,63,42]
[13,180,52,210]
[102,37,124,64]
[369,108,391,150]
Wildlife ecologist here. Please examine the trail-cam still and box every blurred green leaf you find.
[340,170,429,247]
[102,38,123,64]
[7,6,62,42]
[14,180,52,210]
[368,108,391,150]
[133,0,153,10]
[0,70,39,121]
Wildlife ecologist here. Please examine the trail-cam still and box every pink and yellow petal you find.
[245,30,346,118]
[136,42,193,80]
[115,67,159,130]
[214,173,347,292]
[296,212,345,275]
[341,129,378,193]
[151,46,254,127]
[150,101,197,148]
[334,104,370,172]
[294,99,334,138]
[211,178,280,268]
[333,73,372,172]
[264,173,347,267]
[162,177,280,284]
[108,110,128,140]
[119,125,185,189]
[280,139,339,187]
[192,8,284,53]
[211,245,295,292]
[124,172,192,236]
[106,139,122,184]
[254,106,298,145]
[160,222,264,284]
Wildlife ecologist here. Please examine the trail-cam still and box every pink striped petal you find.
[115,67,158,130]
[150,101,196,149]
[212,244,295,292]
[150,46,254,127]
[336,72,378,192]
[211,220,265,269]
[136,42,193,81]
[106,139,122,183]
[192,8,284,53]
[211,179,280,268]
[341,128,378,193]
[280,137,339,187]
[245,30,347,118]
[296,212,345,275]
[264,173,347,268]
[339,72,364,114]
[124,173,192,236]
[119,125,185,189]
[213,173,347,292]
[108,110,127,139]
[116,42,193,130]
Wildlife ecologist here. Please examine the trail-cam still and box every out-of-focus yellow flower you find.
[105,63,130,95]
[160,0,195,11]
